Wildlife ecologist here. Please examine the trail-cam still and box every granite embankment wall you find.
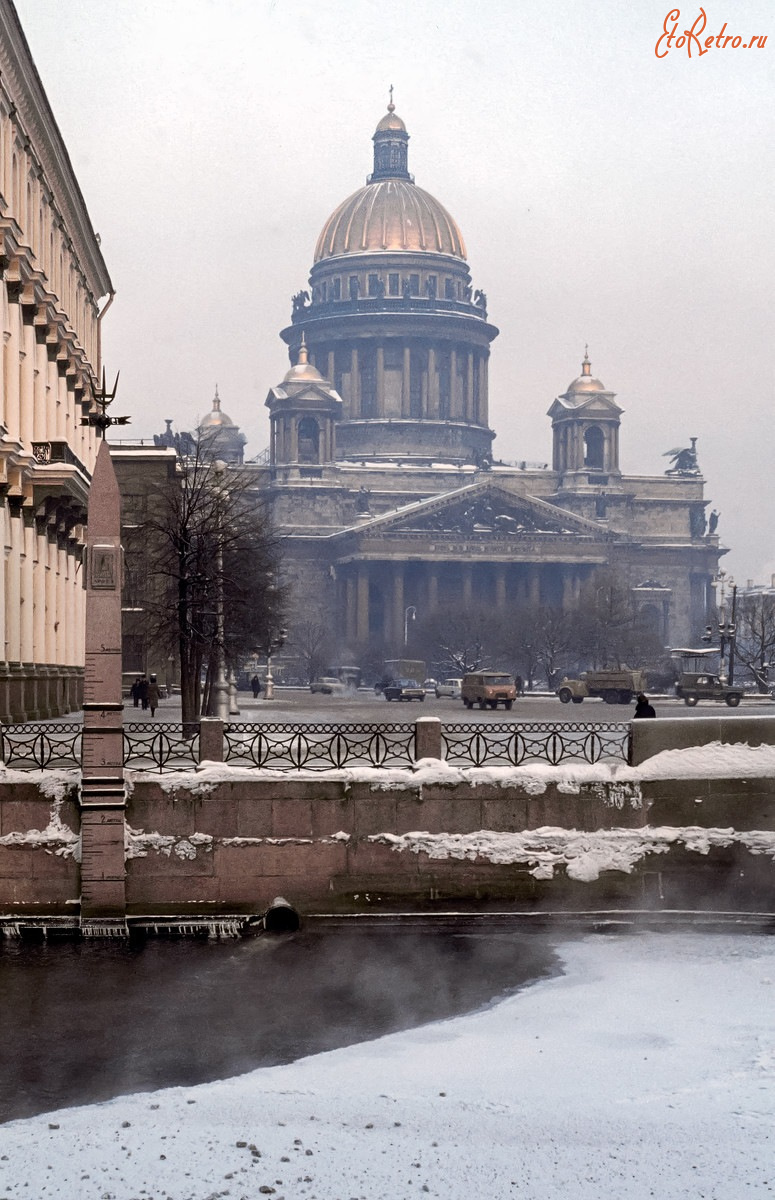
[2,744,775,917]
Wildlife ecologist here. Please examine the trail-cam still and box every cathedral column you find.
[465,351,474,422]
[356,564,369,643]
[350,347,360,417]
[345,570,356,644]
[561,566,576,612]
[495,565,506,609]
[391,564,404,649]
[527,565,541,606]
[427,346,439,418]
[461,564,472,607]
[481,355,489,425]
[289,417,299,463]
[449,348,458,418]
[376,345,385,416]
[401,346,411,417]
[327,349,335,383]
[427,566,438,613]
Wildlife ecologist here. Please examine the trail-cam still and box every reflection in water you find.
[0,928,559,1122]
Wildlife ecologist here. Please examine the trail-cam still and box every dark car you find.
[383,678,425,702]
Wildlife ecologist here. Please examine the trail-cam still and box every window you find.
[298,417,320,463]
[332,277,341,301]
[388,273,399,296]
[584,426,605,470]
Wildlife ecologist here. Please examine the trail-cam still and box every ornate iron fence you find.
[0,723,82,771]
[442,722,629,768]
[224,722,416,771]
[123,724,200,772]
[0,719,629,772]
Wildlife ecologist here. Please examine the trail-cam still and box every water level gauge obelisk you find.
[79,375,130,928]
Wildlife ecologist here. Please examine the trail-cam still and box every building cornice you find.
[0,1,113,299]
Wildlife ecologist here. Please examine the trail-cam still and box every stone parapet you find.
[1,765,775,921]
[629,714,775,766]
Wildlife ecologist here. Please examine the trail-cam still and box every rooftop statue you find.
[664,437,700,475]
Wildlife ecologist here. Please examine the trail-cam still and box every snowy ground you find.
[1,932,774,1199]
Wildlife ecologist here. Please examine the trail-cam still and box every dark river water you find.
[0,926,560,1123]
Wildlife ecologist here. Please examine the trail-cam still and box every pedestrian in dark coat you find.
[130,678,141,707]
[634,693,656,718]
[251,674,261,699]
[147,675,161,717]
[139,676,149,711]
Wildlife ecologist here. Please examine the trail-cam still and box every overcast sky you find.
[14,0,774,583]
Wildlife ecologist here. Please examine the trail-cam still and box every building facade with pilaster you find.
[0,1,113,720]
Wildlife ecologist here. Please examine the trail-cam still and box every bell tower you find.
[548,351,623,482]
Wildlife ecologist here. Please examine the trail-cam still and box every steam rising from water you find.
[0,928,558,1122]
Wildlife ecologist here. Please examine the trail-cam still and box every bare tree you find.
[143,438,285,725]
[288,619,335,685]
[734,593,775,692]
[417,604,496,675]
[572,569,664,669]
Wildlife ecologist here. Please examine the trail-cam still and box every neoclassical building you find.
[256,101,722,657]
[0,1,112,719]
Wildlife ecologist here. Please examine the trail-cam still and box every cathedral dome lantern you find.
[281,100,498,465]
[548,352,623,480]
[198,386,247,464]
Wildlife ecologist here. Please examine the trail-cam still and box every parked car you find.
[435,677,463,699]
[310,676,347,695]
[461,671,517,710]
[383,678,425,702]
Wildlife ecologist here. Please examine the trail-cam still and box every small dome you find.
[283,341,325,384]
[565,352,606,395]
[199,386,236,428]
[375,107,406,133]
[315,179,466,261]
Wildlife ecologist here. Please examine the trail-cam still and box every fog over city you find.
[15,0,773,582]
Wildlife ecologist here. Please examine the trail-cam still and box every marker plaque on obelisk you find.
[80,437,127,922]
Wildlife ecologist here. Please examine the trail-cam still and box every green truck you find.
[557,668,647,706]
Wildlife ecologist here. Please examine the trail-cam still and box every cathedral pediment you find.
[337,479,605,540]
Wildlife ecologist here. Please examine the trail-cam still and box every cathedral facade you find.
[252,102,722,659]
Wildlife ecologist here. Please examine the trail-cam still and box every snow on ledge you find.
[121,741,775,792]
[368,825,775,881]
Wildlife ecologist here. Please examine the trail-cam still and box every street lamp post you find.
[212,460,230,721]
[262,627,288,701]
[709,571,737,684]
[404,605,416,648]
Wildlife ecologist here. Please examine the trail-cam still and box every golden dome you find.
[199,386,236,428]
[314,179,467,262]
[283,340,325,384]
[565,352,607,395]
[375,109,406,133]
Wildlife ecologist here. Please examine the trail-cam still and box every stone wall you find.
[2,764,774,919]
